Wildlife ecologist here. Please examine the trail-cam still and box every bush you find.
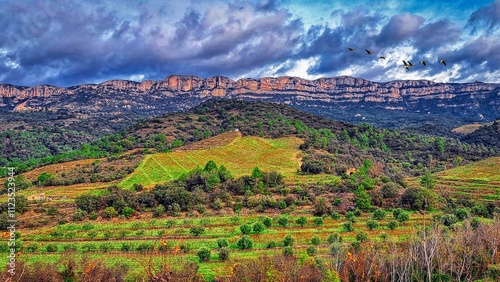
[355,231,368,242]
[327,233,342,244]
[313,217,324,226]
[366,220,379,231]
[103,206,118,219]
[455,208,470,221]
[283,235,295,246]
[440,214,458,226]
[372,208,386,220]
[217,238,229,248]
[218,247,230,261]
[262,217,272,227]
[197,247,211,262]
[296,216,307,226]
[381,182,399,198]
[72,209,87,221]
[88,211,98,220]
[331,212,341,220]
[387,220,399,230]
[266,240,277,248]
[46,243,58,252]
[240,224,252,234]
[153,205,165,217]
[345,211,356,222]
[342,221,354,232]
[397,212,410,223]
[311,235,321,246]
[283,246,294,256]
[278,217,288,227]
[253,222,265,234]
[121,206,135,217]
[392,208,404,219]
[190,226,205,236]
[306,246,317,256]
[313,197,333,216]
[26,243,40,252]
[237,235,253,249]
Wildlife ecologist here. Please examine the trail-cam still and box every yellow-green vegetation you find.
[409,157,500,202]
[120,135,303,188]
[7,212,426,280]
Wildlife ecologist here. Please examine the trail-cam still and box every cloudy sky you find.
[1,0,499,86]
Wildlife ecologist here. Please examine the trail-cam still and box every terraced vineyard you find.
[120,132,303,188]
[13,212,429,280]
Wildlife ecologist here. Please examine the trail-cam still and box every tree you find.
[311,236,321,246]
[381,182,399,198]
[397,212,410,224]
[306,246,317,256]
[283,246,294,256]
[387,220,398,230]
[296,216,307,227]
[420,170,435,190]
[345,211,356,222]
[354,186,372,211]
[103,207,118,219]
[240,224,252,235]
[313,217,324,226]
[218,247,230,261]
[278,217,288,227]
[366,220,379,231]
[237,235,253,249]
[253,222,265,234]
[251,167,262,179]
[204,160,218,172]
[313,197,333,216]
[190,226,205,236]
[217,239,229,248]
[197,247,211,262]
[262,217,272,227]
[372,208,386,220]
[283,235,295,246]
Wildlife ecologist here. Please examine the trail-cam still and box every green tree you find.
[237,235,253,249]
[420,170,435,189]
[217,239,229,248]
[197,247,211,262]
[311,235,321,246]
[372,208,386,220]
[253,222,265,234]
[251,167,263,179]
[283,235,295,246]
[295,216,307,227]
[240,224,252,234]
[262,217,272,227]
[354,186,372,211]
[190,226,205,236]
[366,220,379,231]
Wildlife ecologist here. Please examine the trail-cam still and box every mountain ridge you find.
[1,75,499,122]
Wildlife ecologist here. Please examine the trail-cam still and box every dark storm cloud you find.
[0,0,302,86]
[467,0,500,34]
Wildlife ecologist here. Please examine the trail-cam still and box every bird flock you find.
[347,47,447,71]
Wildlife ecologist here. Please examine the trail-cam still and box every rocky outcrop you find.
[1,75,499,121]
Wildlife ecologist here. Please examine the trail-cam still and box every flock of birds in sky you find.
[347,48,447,71]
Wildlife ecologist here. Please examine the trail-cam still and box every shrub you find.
[345,211,356,222]
[197,247,211,262]
[313,197,333,216]
[217,238,229,248]
[218,247,230,261]
[278,217,288,227]
[392,208,404,219]
[366,220,379,231]
[72,209,87,221]
[455,208,470,221]
[311,236,321,246]
[283,235,295,246]
[121,243,132,252]
[440,214,458,226]
[153,205,165,217]
[372,208,386,220]
[262,217,272,227]
[397,212,410,223]
[381,182,399,198]
[266,240,277,248]
[88,211,98,220]
[240,224,252,234]
[327,233,342,244]
[278,200,287,210]
[331,212,341,220]
[387,220,399,230]
[103,206,118,219]
[342,221,354,232]
[296,216,307,226]
[313,217,324,226]
[306,246,317,256]
[253,222,265,234]
[355,231,368,242]
[283,246,294,256]
[46,243,58,252]
[26,243,40,252]
[237,235,253,249]
[190,226,205,236]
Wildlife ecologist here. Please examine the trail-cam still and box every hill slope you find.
[120,132,303,188]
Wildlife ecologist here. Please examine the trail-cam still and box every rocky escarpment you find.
[0,75,499,121]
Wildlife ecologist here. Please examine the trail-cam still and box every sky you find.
[0,0,499,86]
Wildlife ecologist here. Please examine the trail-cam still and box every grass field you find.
[120,134,304,188]
[6,212,432,281]
[408,157,500,202]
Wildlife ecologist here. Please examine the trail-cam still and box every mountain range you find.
[1,75,499,124]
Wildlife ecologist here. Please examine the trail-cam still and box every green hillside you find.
[119,134,303,188]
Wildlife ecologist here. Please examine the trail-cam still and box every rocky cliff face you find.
[1,75,499,121]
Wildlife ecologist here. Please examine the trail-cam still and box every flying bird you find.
[402,60,410,67]
[365,49,373,54]
[420,60,427,66]
[439,59,447,66]
[348,47,356,51]
[379,56,386,60]
[407,61,415,67]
